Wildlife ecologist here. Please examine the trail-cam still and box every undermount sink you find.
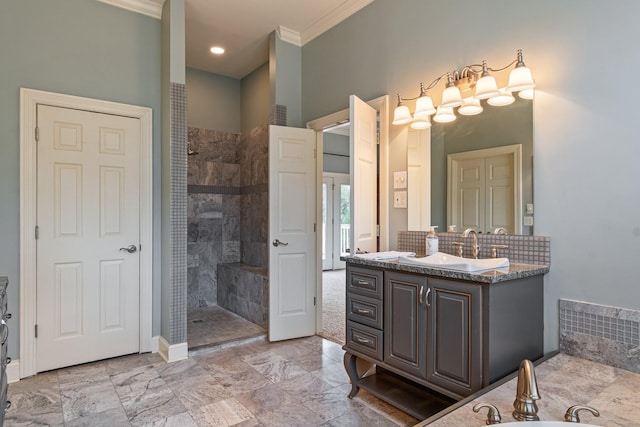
[497,423,601,427]
[398,252,509,272]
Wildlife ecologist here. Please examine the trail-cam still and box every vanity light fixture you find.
[392,49,535,127]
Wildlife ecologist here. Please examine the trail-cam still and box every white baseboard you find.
[151,336,160,353]
[7,359,20,383]
[158,336,188,363]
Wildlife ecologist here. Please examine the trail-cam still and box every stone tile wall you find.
[560,299,640,373]
[238,125,269,268]
[217,263,269,328]
[187,127,241,308]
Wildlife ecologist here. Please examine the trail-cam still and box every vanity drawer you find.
[347,293,383,329]
[346,320,383,361]
[347,266,383,299]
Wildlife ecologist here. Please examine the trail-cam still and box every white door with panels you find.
[36,105,141,372]
[269,125,317,342]
[448,145,522,234]
[350,95,378,254]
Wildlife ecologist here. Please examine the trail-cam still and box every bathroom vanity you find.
[342,256,549,420]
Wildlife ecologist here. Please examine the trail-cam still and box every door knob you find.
[119,245,138,253]
[272,239,289,247]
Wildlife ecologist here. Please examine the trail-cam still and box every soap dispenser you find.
[426,226,439,256]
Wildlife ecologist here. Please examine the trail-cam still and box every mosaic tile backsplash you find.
[397,231,550,265]
[560,299,640,374]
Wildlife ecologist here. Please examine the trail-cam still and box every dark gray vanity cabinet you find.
[343,262,544,419]
[426,277,482,396]
[384,271,427,379]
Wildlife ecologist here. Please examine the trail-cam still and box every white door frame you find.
[307,94,389,332]
[19,88,153,378]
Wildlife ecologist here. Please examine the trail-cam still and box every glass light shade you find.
[474,75,500,99]
[414,95,436,118]
[458,98,483,116]
[487,89,515,106]
[518,88,534,100]
[410,117,431,130]
[440,85,463,108]
[392,105,412,125]
[432,106,456,123]
[507,66,535,92]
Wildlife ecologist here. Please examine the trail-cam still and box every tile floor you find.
[6,336,419,426]
[187,306,266,350]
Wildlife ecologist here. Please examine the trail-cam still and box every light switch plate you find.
[394,171,407,189]
[394,191,407,208]
[524,216,534,226]
[526,203,534,214]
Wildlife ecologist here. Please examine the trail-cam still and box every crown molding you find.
[277,26,302,46]
[300,0,374,45]
[97,0,165,19]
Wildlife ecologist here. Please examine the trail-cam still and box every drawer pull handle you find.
[355,336,370,344]
[356,308,372,314]
[419,286,424,305]
[426,287,432,307]
[356,280,370,286]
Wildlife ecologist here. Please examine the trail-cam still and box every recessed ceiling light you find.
[210,46,225,55]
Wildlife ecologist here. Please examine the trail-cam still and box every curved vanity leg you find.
[343,351,360,398]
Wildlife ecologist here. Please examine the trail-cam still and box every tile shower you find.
[187,125,269,344]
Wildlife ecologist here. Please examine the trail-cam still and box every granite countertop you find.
[344,256,549,284]
[417,353,640,426]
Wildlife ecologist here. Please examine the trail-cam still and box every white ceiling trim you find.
[300,0,374,45]
[97,0,165,19]
[277,26,302,47]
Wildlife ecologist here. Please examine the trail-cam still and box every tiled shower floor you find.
[187,305,267,350]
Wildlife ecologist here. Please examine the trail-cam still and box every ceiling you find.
[185,0,373,79]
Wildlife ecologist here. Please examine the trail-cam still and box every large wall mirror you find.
[408,96,533,235]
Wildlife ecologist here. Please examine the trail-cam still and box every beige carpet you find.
[319,269,346,345]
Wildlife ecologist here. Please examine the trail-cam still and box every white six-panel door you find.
[36,105,141,372]
[269,125,317,342]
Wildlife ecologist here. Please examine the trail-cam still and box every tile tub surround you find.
[398,231,550,265]
[218,263,269,328]
[560,299,640,374]
[419,353,640,426]
[6,336,418,427]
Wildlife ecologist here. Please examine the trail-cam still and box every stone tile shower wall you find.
[238,125,269,268]
[187,127,241,308]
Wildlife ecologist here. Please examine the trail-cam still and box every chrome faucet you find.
[461,228,479,259]
[512,359,541,421]
[492,227,507,235]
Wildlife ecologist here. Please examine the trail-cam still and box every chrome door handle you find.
[119,245,137,254]
[272,239,289,247]
[425,287,431,307]
[419,286,424,305]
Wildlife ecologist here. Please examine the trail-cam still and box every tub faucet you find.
[461,228,479,259]
[512,359,540,421]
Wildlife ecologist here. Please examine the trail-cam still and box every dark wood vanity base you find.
[342,260,546,418]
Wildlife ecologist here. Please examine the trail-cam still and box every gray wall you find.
[271,33,303,127]
[186,68,241,132]
[301,0,640,351]
[241,63,270,133]
[0,0,162,358]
